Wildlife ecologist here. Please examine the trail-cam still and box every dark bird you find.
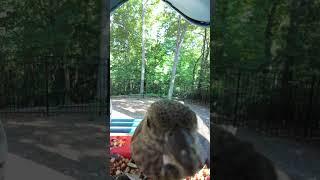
[131,99,203,180]
[213,124,291,180]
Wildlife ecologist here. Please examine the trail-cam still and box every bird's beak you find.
[165,129,200,176]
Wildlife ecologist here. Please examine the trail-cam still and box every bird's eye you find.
[146,119,151,128]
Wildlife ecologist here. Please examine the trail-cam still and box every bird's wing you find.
[196,131,210,167]
[130,119,164,177]
[131,118,144,142]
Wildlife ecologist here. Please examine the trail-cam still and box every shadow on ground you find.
[1,113,108,180]
[237,127,320,180]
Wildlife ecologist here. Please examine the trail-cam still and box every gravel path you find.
[111,97,210,141]
[111,96,210,127]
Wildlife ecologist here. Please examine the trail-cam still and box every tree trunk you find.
[280,0,301,130]
[74,66,78,86]
[192,54,203,89]
[96,0,109,115]
[264,0,279,71]
[64,63,71,104]
[168,16,187,99]
[198,28,208,90]
[139,0,146,97]
[281,0,299,92]
[214,0,228,69]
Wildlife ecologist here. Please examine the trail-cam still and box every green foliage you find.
[212,0,320,118]
[0,0,102,107]
[214,0,320,70]
[111,0,210,99]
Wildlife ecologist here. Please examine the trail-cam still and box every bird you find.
[130,99,203,180]
[213,124,291,180]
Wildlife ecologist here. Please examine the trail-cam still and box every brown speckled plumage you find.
[131,100,200,180]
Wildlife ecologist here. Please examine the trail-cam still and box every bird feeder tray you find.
[110,135,132,159]
[109,118,143,158]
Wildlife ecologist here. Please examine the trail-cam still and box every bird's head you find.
[144,99,198,134]
[144,99,201,178]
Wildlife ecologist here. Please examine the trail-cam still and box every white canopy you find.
[110,0,211,27]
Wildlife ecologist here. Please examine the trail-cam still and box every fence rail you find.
[0,57,108,115]
[0,58,209,115]
[111,78,210,104]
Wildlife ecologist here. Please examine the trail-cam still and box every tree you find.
[97,0,109,114]
[264,0,280,71]
[110,0,209,101]
[168,15,188,99]
[197,28,210,90]
[0,0,102,109]
[139,0,146,96]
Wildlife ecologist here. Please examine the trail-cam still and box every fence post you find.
[233,70,241,126]
[45,60,49,116]
[305,75,315,138]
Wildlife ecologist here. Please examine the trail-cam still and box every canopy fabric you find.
[110,0,128,12]
[110,0,210,27]
[162,0,210,26]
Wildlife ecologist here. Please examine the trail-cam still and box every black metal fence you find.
[0,57,209,115]
[0,57,108,115]
[212,67,320,140]
[111,78,210,104]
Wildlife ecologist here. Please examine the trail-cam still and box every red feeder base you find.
[110,136,132,159]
